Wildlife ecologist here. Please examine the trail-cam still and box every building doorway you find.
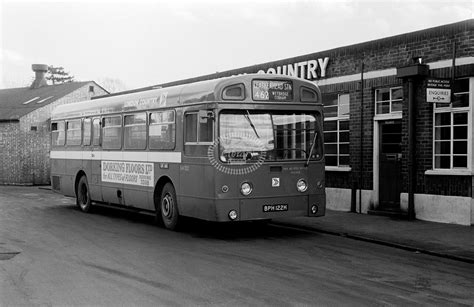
[379,120,402,210]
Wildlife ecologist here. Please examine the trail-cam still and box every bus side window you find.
[185,112,213,144]
[66,119,82,146]
[92,118,101,146]
[149,110,175,150]
[102,116,122,150]
[124,113,147,150]
[83,118,92,146]
[51,121,65,146]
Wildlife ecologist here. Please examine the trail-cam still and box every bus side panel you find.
[51,155,68,195]
[100,151,124,205]
[178,162,216,220]
[62,148,82,197]
[81,149,101,202]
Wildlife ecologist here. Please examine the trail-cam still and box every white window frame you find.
[430,78,473,173]
[374,86,403,118]
[324,93,350,169]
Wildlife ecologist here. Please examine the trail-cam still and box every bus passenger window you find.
[124,113,146,150]
[185,112,213,144]
[185,113,198,142]
[83,118,92,146]
[149,110,175,150]
[66,119,82,146]
[51,121,65,146]
[92,118,100,146]
[102,116,122,150]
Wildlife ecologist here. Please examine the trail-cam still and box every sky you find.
[1,0,472,91]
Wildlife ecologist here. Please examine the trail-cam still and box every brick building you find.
[0,64,108,185]
[121,19,472,225]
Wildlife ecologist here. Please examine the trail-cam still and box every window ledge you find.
[425,169,472,176]
[326,166,352,172]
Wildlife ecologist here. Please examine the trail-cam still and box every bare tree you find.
[46,66,74,84]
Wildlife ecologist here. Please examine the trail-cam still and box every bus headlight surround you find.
[240,182,253,196]
[297,179,308,192]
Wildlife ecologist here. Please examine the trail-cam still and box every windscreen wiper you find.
[305,132,318,167]
[244,110,260,138]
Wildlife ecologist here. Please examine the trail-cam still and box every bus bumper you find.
[213,194,326,222]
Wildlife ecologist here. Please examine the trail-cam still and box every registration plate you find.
[263,204,288,212]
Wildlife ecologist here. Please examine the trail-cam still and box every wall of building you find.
[0,83,107,185]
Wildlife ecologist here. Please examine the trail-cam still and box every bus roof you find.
[51,74,321,120]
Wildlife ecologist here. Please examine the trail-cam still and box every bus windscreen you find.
[219,111,322,163]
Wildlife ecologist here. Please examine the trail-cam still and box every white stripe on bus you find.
[50,150,182,163]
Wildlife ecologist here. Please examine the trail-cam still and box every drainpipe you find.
[407,77,416,220]
[359,61,364,213]
[396,60,429,220]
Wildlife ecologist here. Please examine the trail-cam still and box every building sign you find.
[257,57,330,80]
[102,161,154,187]
[427,78,451,103]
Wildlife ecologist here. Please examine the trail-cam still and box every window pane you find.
[453,156,467,168]
[391,88,403,100]
[435,141,450,154]
[150,110,175,124]
[453,126,467,139]
[324,106,338,118]
[66,120,82,146]
[124,114,146,150]
[325,144,337,154]
[339,144,349,154]
[435,127,451,140]
[199,121,213,142]
[339,155,350,166]
[451,93,469,108]
[83,119,91,146]
[435,156,450,169]
[52,121,65,146]
[339,94,350,116]
[339,120,349,130]
[185,114,197,142]
[324,121,337,131]
[326,156,337,166]
[324,132,337,143]
[376,102,390,114]
[376,88,390,101]
[453,113,468,125]
[453,141,467,154]
[339,131,349,142]
[149,124,175,150]
[102,116,122,149]
[391,100,402,112]
[92,119,100,146]
[435,113,451,126]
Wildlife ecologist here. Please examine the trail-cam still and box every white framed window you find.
[323,93,350,167]
[433,78,472,170]
[375,87,403,115]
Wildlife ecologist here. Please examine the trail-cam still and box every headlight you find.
[240,182,253,196]
[297,179,308,192]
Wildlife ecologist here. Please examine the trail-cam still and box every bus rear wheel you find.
[160,183,179,230]
[76,175,92,213]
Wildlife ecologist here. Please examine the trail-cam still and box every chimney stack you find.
[30,64,49,89]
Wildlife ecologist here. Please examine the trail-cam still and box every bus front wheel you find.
[76,176,92,213]
[160,183,179,230]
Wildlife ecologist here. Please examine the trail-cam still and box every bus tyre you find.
[76,176,92,213]
[160,183,179,230]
